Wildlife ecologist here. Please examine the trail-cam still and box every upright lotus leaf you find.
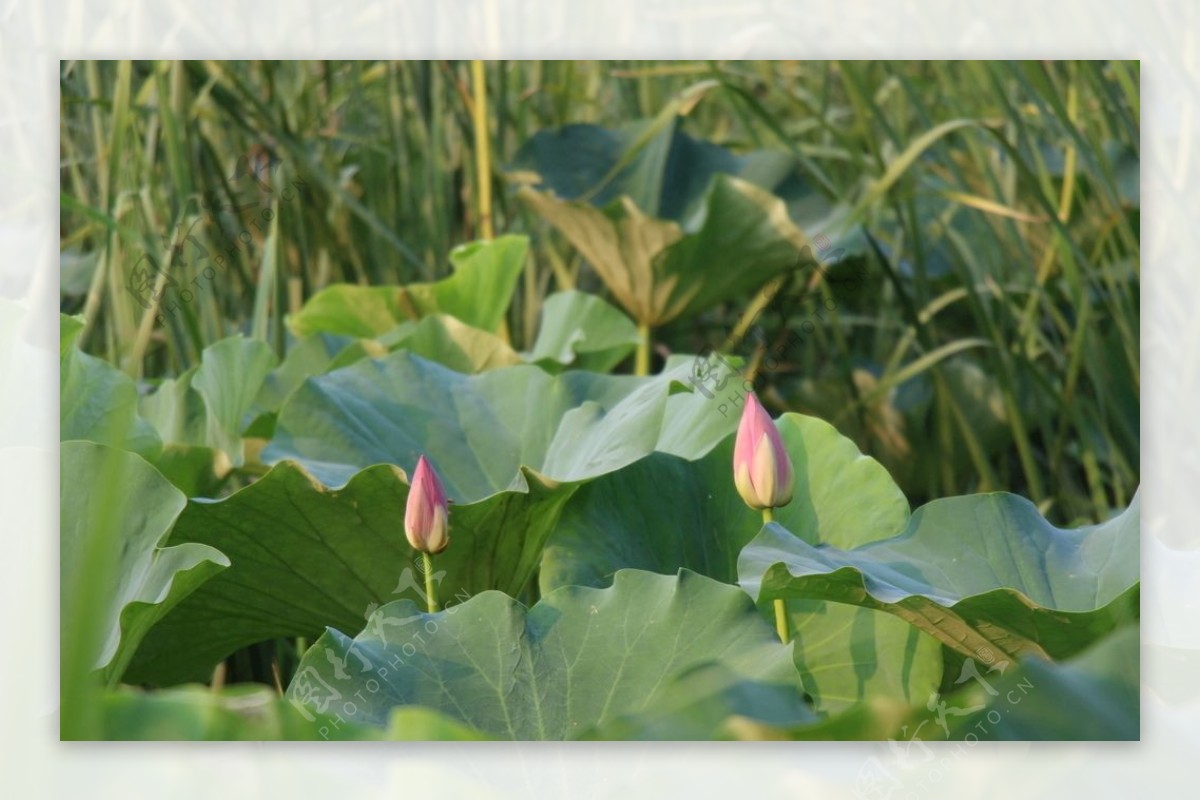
[138,335,278,493]
[513,119,850,327]
[60,312,84,356]
[938,624,1140,741]
[740,491,1141,663]
[519,175,811,327]
[261,350,738,495]
[60,441,229,684]
[190,335,278,466]
[123,460,574,685]
[60,314,160,456]
[138,366,225,496]
[510,119,823,224]
[253,332,359,416]
[140,367,208,447]
[541,413,942,713]
[525,290,641,373]
[286,570,810,740]
[287,235,527,338]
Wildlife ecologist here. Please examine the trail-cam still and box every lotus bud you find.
[405,455,450,554]
[733,393,794,510]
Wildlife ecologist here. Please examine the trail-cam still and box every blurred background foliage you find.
[59,60,1139,526]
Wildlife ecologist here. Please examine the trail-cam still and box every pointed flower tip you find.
[732,393,794,511]
[405,455,450,554]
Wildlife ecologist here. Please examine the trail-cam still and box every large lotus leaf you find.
[128,354,736,683]
[542,413,911,591]
[541,413,940,713]
[255,292,633,423]
[247,321,517,440]
[60,441,229,684]
[124,460,574,685]
[519,175,813,327]
[60,314,160,456]
[261,350,738,496]
[286,570,810,740]
[740,492,1141,663]
[524,290,640,373]
[935,624,1139,741]
[287,235,527,338]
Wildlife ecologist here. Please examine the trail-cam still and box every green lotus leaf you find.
[739,491,1141,662]
[524,290,640,373]
[60,314,160,456]
[123,460,574,685]
[261,350,738,495]
[286,569,810,740]
[60,441,229,684]
[287,235,527,338]
[541,412,942,713]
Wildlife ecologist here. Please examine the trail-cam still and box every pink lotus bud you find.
[405,455,450,554]
[733,393,794,510]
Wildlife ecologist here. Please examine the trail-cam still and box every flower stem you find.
[422,552,439,613]
[763,507,789,644]
[635,322,652,376]
[470,60,493,241]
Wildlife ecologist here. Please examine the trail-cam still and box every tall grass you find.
[59,60,1139,524]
